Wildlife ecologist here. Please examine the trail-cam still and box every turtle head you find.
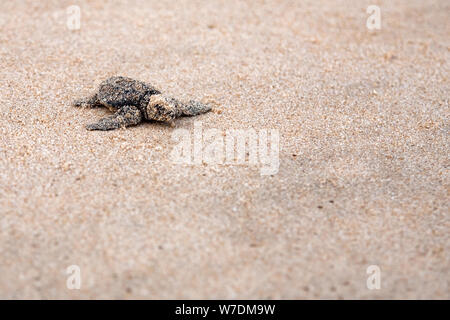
[146,94,178,123]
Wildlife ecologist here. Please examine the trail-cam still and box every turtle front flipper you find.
[86,105,143,131]
[180,100,212,116]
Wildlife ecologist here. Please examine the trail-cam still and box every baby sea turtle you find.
[73,76,212,130]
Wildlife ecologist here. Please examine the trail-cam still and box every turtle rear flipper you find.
[73,93,101,108]
[86,105,142,131]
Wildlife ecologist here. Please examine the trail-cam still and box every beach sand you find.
[0,0,448,299]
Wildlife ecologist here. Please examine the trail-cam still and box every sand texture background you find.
[0,0,448,299]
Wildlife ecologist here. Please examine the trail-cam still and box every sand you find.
[0,0,448,299]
